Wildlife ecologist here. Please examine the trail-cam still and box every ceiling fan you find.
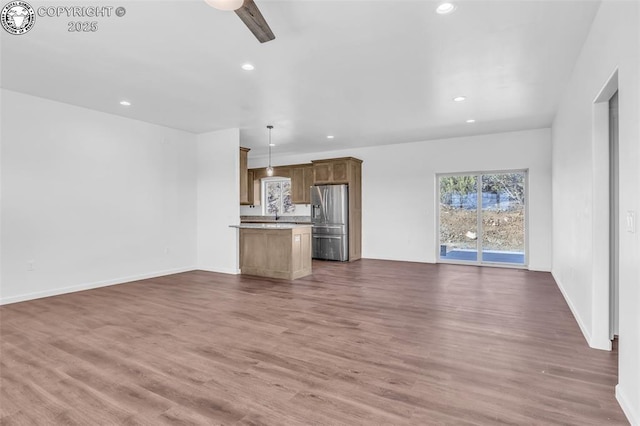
[205,0,276,43]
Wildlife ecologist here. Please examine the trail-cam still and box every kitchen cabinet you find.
[248,166,287,206]
[311,157,353,184]
[249,165,305,206]
[246,170,254,205]
[240,147,251,205]
[247,158,361,262]
[249,167,267,206]
[291,164,313,204]
[235,224,313,280]
[273,166,292,178]
[247,157,362,261]
[311,157,362,261]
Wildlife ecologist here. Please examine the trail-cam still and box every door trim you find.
[590,68,618,351]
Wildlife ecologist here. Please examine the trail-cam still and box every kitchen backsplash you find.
[240,204,311,217]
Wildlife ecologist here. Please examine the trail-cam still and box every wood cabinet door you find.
[240,147,250,205]
[291,167,304,204]
[332,160,349,182]
[302,166,313,204]
[273,166,291,178]
[313,163,332,183]
[249,168,268,206]
[246,170,254,205]
[291,167,305,204]
[291,165,314,204]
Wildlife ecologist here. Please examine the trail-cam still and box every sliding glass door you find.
[439,175,479,262]
[438,171,526,266]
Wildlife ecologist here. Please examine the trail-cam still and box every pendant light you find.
[266,125,274,177]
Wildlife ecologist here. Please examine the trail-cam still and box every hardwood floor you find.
[0,260,627,425]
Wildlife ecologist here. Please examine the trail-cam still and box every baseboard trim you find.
[197,266,241,275]
[0,266,197,306]
[551,270,600,349]
[616,384,638,426]
[527,263,552,272]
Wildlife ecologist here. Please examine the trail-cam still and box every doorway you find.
[438,171,527,267]
[609,91,619,339]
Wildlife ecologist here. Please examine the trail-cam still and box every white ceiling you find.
[1,0,600,156]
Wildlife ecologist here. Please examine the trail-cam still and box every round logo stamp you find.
[1,0,35,35]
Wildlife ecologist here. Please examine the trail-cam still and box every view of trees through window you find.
[264,178,295,215]
[439,172,526,264]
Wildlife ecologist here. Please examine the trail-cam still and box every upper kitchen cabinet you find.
[247,158,360,221]
[248,166,293,206]
[240,147,252,205]
[272,166,292,178]
[291,164,313,204]
[312,157,361,185]
[249,167,268,206]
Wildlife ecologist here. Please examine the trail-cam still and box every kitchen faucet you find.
[274,206,280,221]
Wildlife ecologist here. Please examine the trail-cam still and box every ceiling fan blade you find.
[234,0,275,43]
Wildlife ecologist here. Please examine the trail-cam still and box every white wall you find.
[196,128,240,274]
[249,128,552,271]
[0,90,198,304]
[551,1,640,423]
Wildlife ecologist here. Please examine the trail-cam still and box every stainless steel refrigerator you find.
[311,184,349,261]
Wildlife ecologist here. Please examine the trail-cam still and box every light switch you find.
[626,211,636,233]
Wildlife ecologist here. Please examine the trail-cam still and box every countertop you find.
[230,223,313,230]
[240,215,312,224]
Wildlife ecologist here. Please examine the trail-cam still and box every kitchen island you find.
[231,223,313,280]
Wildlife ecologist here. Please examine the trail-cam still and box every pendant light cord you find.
[268,126,272,168]
[266,125,274,176]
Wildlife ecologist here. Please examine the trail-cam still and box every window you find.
[438,171,527,266]
[263,178,295,215]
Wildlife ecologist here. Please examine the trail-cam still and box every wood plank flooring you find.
[0,260,628,425]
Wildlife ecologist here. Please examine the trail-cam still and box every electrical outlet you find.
[627,211,636,233]
[27,260,35,271]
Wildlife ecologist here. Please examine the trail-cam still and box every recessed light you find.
[269,143,276,147]
[119,100,131,106]
[436,2,456,15]
[466,119,476,123]
[327,135,335,139]
[453,96,466,102]
[241,63,255,71]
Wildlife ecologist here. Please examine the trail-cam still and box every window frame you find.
[262,177,295,216]
[435,169,529,268]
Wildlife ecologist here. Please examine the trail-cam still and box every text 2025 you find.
[68,22,98,32]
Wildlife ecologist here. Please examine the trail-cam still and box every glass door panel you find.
[439,175,478,262]
[480,173,526,265]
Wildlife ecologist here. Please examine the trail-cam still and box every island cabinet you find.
[291,164,313,204]
[238,224,312,280]
[311,157,362,261]
[240,147,252,205]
